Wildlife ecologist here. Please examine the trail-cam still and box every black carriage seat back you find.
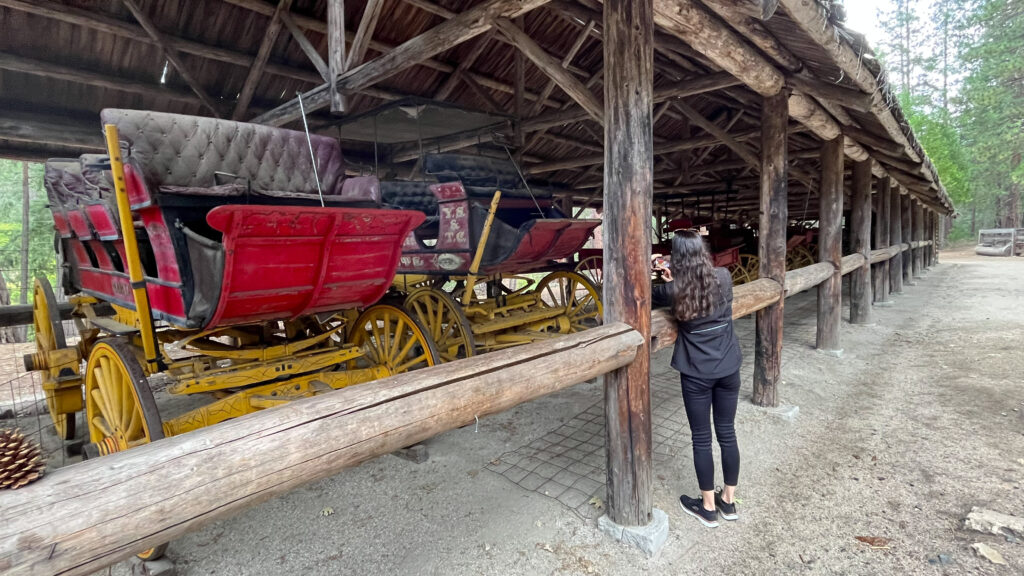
[423,153,554,200]
[98,109,380,206]
[379,180,440,240]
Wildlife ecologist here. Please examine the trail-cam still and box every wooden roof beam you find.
[700,0,800,71]
[0,51,209,107]
[432,34,491,100]
[120,0,223,117]
[525,128,763,175]
[0,108,104,152]
[281,11,329,80]
[492,18,603,123]
[673,100,758,166]
[528,18,595,117]
[785,75,873,114]
[652,0,784,97]
[233,0,294,119]
[252,0,556,126]
[347,0,385,69]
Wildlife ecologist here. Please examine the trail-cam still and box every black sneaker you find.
[679,495,719,528]
[715,489,737,521]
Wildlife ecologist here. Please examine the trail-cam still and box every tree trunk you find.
[17,162,30,343]
[0,270,16,343]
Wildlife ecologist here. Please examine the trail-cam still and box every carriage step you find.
[89,316,140,336]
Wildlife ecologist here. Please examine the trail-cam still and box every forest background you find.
[0,0,1021,321]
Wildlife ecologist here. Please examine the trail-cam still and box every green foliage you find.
[875,0,1023,236]
[0,160,58,303]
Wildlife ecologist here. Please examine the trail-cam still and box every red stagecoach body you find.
[43,109,423,330]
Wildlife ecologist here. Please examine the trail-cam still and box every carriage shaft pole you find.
[104,125,159,371]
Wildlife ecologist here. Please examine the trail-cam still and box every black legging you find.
[680,370,741,491]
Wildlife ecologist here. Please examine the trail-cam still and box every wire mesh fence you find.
[1,265,80,471]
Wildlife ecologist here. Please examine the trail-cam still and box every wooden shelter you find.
[0,0,952,570]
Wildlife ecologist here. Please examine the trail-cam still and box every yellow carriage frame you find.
[396,192,604,362]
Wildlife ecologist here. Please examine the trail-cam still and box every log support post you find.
[328,0,347,113]
[850,160,872,323]
[902,192,913,285]
[816,136,843,354]
[889,180,903,294]
[926,211,935,267]
[912,201,923,278]
[601,0,664,551]
[877,177,891,303]
[871,178,884,301]
[753,90,788,407]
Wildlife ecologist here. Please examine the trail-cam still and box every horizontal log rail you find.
[0,301,113,328]
[0,323,642,576]
[652,238,937,349]
[0,240,939,331]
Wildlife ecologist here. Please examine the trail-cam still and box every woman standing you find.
[652,230,743,528]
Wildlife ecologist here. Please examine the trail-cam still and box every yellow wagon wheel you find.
[729,262,750,285]
[795,245,816,267]
[574,255,604,291]
[741,253,760,283]
[533,271,603,333]
[31,277,80,440]
[349,304,440,374]
[83,338,168,561]
[405,288,476,362]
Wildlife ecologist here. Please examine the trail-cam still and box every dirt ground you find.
[5,251,1023,575]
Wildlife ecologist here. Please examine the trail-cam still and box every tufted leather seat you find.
[380,180,438,215]
[423,153,553,199]
[79,154,114,200]
[99,109,378,204]
[43,160,78,207]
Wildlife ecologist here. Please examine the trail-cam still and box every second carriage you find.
[381,154,604,361]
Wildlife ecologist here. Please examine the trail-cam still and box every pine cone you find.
[0,428,46,489]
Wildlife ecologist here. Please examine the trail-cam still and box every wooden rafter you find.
[281,11,329,80]
[120,0,222,117]
[328,0,347,113]
[347,0,386,69]
[253,0,556,126]
[233,0,295,120]
[527,19,595,117]
[492,18,604,122]
[0,51,205,105]
[433,34,492,100]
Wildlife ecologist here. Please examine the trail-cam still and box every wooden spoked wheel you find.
[84,338,167,560]
[574,256,604,291]
[787,245,816,270]
[731,253,760,285]
[405,288,475,363]
[32,277,79,441]
[533,271,603,333]
[349,304,440,374]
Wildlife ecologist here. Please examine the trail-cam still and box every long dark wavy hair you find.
[670,230,721,322]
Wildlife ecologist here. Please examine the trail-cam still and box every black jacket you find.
[652,267,743,379]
